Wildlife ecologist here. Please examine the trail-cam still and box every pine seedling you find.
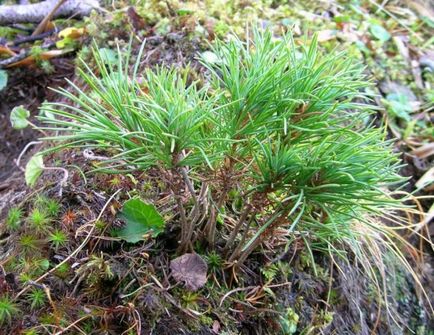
[37,28,430,315]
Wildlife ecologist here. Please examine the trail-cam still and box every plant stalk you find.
[224,203,252,253]
[228,213,255,262]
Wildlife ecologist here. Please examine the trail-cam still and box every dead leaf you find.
[212,320,220,333]
[127,7,145,31]
[0,46,16,57]
[317,29,336,42]
[170,253,207,291]
[420,51,434,72]
[412,143,434,159]
[6,49,71,68]
[58,27,85,39]
[415,167,434,190]
[405,0,434,21]
[411,59,424,89]
[379,81,417,101]
[393,35,410,62]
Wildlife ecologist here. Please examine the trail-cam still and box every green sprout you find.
[22,329,39,335]
[45,199,61,217]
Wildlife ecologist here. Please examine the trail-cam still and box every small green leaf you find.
[25,154,44,187]
[98,48,118,64]
[369,24,391,42]
[385,93,412,121]
[201,51,220,65]
[38,259,50,271]
[116,198,165,243]
[0,70,7,91]
[10,105,31,129]
[177,8,194,15]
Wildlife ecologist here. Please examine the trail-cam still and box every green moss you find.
[48,230,68,249]
[19,234,41,254]
[28,208,50,232]
[0,296,19,325]
[6,207,23,231]
[27,288,46,310]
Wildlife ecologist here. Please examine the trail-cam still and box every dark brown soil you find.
[0,58,75,183]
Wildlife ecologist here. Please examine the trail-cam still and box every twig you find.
[83,148,110,161]
[42,166,68,196]
[224,203,252,252]
[32,0,67,36]
[227,214,255,262]
[12,29,56,46]
[0,49,28,68]
[175,194,192,254]
[367,0,423,42]
[180,167,197,204]
[219,285,257,307]
[15,141,42,171]
[53,315,92,335]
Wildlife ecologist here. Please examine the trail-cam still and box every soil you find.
[0,58,74,183]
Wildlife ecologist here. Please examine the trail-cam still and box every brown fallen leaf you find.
[170,253,207,291]
[415,166,434,190]
[317,29,337,42]
[212,320,220,333]
[6,49,72,68]
[412,143,434,159]
[127,7,145,31]
[0,46,16,57]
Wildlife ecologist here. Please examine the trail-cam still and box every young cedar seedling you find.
[38,28,429,314]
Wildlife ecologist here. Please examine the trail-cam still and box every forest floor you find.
[0,0,433,334]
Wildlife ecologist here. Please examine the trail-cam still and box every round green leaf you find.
[116,198,165,243]
[98,48,118,64]
[369,24,391,43]
[25,154,44,187]
[201,51,220,65]
[0,70,7,91]
[10,105,31,129]
[385,93,412,121]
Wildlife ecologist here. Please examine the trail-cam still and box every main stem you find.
[204,155,235,247]
[224,203,252,253]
